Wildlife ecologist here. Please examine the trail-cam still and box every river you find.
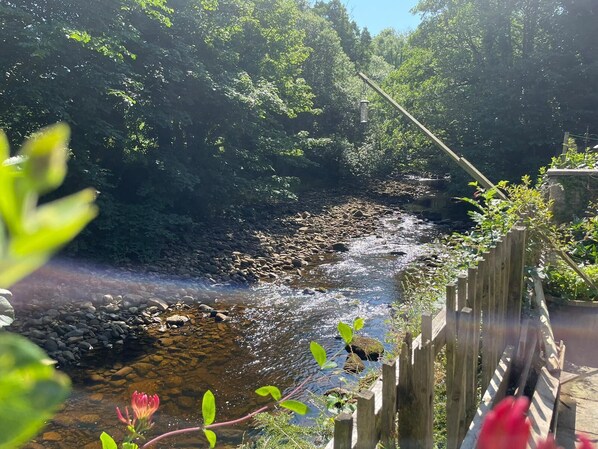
[21,208,446,449]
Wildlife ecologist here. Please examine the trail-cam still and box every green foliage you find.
[0,124,98,288]
[100,432,118,449]
[0,0,376,261]
[203,429,217,448]
[202,390,216,426]
[458,178,557,265]
[309,341,327,369]
[279,400,309,415]
[0,123,97,448]
[255,386,282,402]
[546,263,598,302]
[239,410,330,449]
[0,333,71,449]
[337,321,353,345]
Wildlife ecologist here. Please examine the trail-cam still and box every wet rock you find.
[104,303,120,313]
[42,431,62,441]
[166,315,189,326]
[332,242,350,252]
[302,288,316,296]
[344,353,365,373]
[0,288,13,299]
[345,336,384,361]
[147,298,168,310]
[390,251,407,256]
[113,366,134,378]
[215,313,229,322]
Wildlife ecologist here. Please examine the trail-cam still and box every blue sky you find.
[341,0,421,35]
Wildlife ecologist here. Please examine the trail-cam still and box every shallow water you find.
[21,212,441,449]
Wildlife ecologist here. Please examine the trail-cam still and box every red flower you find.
[131,391,160,423]
[578,435,597,449]
[477,396,531,449]
[116,391,160,435]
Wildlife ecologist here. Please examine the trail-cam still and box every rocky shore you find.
[8,179,453,367]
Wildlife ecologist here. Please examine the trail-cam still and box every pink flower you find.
[116,391,160,435]
[477,397,531,449]
[478,397,597,449]
[578,435,597,449]
[131,391,160,422]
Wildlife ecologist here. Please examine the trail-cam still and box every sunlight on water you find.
[19,211,442,449]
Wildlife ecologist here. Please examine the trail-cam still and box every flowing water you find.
[20,211,444,449]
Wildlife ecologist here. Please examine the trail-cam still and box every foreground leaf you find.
[0,333,71,449]
[99,432,118,449]
[353,317,365,331]
[255,385,282,401]
[203,429,217,448]
[309,341,327,368]
[338,322,353,345]
[202,390,216,426]
[280,400,309,415]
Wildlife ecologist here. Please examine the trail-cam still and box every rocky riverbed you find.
[9,179,459,368]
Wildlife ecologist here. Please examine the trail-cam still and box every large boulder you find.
[345,336,384,361]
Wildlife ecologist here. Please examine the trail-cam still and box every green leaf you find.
[122,443,139,449]
[19,123,70,194]
[309,341,327,368]
[353,317,365,332]
[321,361,338,370]
[0,255,49,290]
[280,400,309,415]
[203,429,217,448]
[0,295,14,328]
[0,333,71,449]
[338,322,353,345]
[99,432,118,449]
[0,131,8,162]
[255,385,282,401]
[10,188,98,257]
[202,390,216,426]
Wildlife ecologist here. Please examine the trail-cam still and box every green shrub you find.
[545,263,598,301]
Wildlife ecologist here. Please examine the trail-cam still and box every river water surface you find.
[22,211,443,449]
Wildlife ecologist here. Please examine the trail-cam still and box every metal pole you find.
[357,72,506,199]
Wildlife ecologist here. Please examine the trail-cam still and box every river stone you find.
[332,242,350,252]
[124,293,144,303]
[345,336,384,361]
[42,431,62,441]
[344,353,365,374]
[113,366,134,378]
[166,315,190,326]
[215,313,229,322]
[148,297,169,310]
[0,288,12,299]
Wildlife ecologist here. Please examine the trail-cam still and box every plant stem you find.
[141,376,313,448]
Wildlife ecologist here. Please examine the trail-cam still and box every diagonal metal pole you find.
[357,72,598,292]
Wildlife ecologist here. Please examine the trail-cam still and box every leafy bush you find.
[546,263,598,302]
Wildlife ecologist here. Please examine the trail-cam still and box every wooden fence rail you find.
[324,226,528,449]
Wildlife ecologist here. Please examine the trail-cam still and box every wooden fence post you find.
[466,267,479,423]
[398,333,415,449]
[413,340,434,449]
[446,283,457,446]
[333,413,353,449]
[507,227,527,346]
[481,248,495,390]
[447,307,473,449]
[381,360,397,449]
[356,390,376,449]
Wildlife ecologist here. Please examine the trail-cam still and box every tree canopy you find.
[1,0,595,261]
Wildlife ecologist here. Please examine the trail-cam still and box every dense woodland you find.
[1,0,596,261]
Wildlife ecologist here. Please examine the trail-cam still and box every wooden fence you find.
[324,226,528,449]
